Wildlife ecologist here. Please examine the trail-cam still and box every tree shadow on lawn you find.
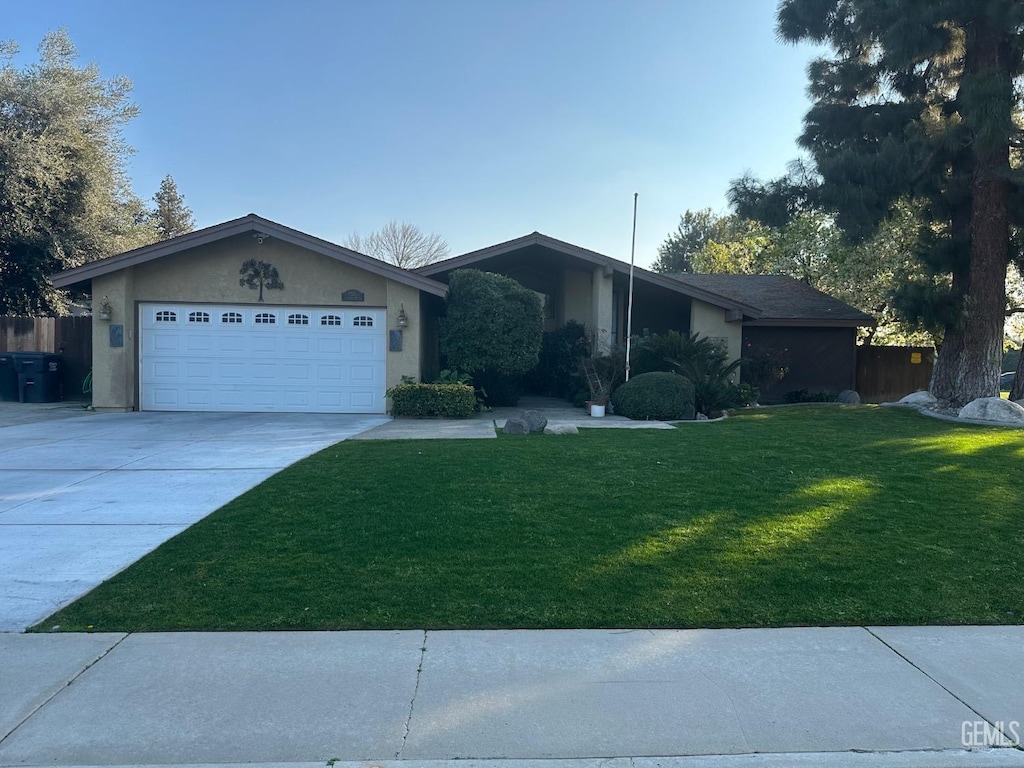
[36,406,1024,631]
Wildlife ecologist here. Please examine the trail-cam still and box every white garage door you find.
[140,304,386,413]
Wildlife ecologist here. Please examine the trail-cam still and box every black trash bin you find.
[12,352,62,403]
[0,354,17,401]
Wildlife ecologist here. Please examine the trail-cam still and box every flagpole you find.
[624,192,638,381]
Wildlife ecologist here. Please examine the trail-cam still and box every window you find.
[353,315,374,327]
[188,311,210,323]
[155,310,177,322]
[320,314,342,326]
[287,313,309,326]
[221,312,243,324]
[254,313,276,325]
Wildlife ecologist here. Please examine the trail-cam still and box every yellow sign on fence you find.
[910,352,922,364]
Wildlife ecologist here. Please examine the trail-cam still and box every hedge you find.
[387,383,476,418]
[611,371,695,421]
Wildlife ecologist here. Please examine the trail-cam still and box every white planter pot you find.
[590,404,606,418]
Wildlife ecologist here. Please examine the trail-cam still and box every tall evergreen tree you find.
[732,1,1024,406]
[152,174,195,240]
[0,29,156,315]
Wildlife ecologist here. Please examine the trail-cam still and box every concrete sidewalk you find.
[2,627,1022,766]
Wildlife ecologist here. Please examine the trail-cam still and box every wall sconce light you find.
[98,296,112,322]
[253,231,270,245]
[396,303,409,328]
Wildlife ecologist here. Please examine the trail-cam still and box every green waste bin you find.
[12,352,62,403]
[0,354,17,401]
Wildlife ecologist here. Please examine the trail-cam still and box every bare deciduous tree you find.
[345,221,450,269]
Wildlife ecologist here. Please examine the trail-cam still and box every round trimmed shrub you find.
[611,372,695,421]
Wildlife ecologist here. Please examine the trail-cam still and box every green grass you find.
[37,406,1024,632]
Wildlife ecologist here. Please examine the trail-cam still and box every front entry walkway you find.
[351,396,676,440]
[0,411,387,631]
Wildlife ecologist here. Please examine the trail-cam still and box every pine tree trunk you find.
[929,16,1011,407]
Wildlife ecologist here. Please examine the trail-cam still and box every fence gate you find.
[0,317,93,400]
[855,346,934,403]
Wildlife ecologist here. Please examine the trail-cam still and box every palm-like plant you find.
[667,333,744,415]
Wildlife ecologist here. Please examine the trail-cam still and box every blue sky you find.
[7,0,820,268]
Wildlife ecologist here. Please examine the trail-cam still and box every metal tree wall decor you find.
[239,259,284,302]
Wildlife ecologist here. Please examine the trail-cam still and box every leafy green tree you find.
[0,29,157,315]
[653,210,769,274]
[439,270,543,404]
[152,175,195,240]
[732,1,1024,406]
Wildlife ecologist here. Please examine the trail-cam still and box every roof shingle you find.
[668,274,875,325]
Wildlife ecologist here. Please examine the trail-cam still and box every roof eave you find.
[743,318,877,328]
[418,232,760,315]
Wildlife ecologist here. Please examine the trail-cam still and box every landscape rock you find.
[544,424,579,435]
[695,413,709,421]
[503,416,530,435]
[898,390,938,408]
[837,389,861,404]
[957,397,1024,425]
[520,409,548,433]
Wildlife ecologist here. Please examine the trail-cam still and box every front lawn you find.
[38,406,1024,631]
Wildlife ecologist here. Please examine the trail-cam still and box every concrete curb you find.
[11,751,1024,767]
[881,402,1024,429]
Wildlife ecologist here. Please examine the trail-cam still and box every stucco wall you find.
[131,235,390,306]
[384,281,421,391]
[562,268,592,326]
[90,233,423,411]
[690,299,742,362]
[91,270,136,411]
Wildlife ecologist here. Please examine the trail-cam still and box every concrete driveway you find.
[0,410,388,632]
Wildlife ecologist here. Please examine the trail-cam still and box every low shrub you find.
[784,389,838,403]
[733,382,760,406]
[611,372,695,421]
[387,383,477,418]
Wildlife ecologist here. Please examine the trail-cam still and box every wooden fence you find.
[0,317,93,400]
[855,345,935,404]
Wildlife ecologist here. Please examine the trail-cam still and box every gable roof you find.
[417,231,764,316]
[49,213,450,297]
[669,274,876,326]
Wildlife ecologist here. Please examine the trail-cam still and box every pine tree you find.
[152,175,195,240]
[733,1,1024,406]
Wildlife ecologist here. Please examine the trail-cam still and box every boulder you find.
[520,409,548,433]
[695,412,709,421]
[837,389,861,404]
[503,416,530,435]
[898,390,938,408]
[957,397,1024,425]
[544,424,579,435]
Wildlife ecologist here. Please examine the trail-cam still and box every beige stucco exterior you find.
[690,298,743,362]
[89,233,424,411]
